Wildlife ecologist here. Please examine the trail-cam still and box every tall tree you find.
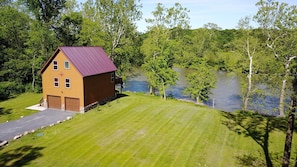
[141,3,190,98]
[0,5,31,98]
[21,0,66,91]
[254,0,297,117]
[94,0,142,76]
[254,0,297,166]
[236,16,259,111]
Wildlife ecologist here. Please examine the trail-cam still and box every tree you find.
[54,12,83,46]
[142,56,178,100]
[254,0,297,117]
[254,0,297,166]
[184,63,216,104]
[21,0,66,91]
[141,3,190,97]
[0,5,31,97]
[22,0,66,24]
[94,0,142,76]
[235,16,259,111]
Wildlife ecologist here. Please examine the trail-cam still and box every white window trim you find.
[65,78,70,88]
[54,77,59,87]
[64,61,70,69]
[53,60,58,70]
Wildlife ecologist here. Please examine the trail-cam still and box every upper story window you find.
[64,61,70,69]
[111,73,114,83]
[53,60,58,70]
[54,77,59,87]
[65,78,70,88]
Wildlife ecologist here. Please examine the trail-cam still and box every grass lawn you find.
[0,93,42,123]
[0,92,296,166]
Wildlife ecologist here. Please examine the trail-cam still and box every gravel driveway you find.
[0,109,76,141]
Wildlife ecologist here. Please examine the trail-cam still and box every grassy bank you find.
[0,93,42,123]
[0,92,296,166]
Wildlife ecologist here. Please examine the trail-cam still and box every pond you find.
[122,67,242,112]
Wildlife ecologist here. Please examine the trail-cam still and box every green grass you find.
[0,92,296,166]
[0,93,42,123]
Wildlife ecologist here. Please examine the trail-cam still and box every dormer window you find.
[53,60,58,70]
[64,61,70,69]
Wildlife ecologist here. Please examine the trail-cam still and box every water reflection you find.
[123,67,242,111]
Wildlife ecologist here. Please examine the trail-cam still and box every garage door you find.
[65,97,80,112]
[48,95,61,110]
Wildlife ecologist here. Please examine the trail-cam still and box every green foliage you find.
[0,5,31,98]
[142,56,178,98]
[54,12,83,46]
[21,0,66,23]
[184,63,217,103]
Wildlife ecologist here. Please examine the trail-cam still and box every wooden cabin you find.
[40,46,120,113]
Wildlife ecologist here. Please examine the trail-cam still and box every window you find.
[111,73,114,83]
[54,78,59,87]
[65,78,70,88]
[53,60,58,70]
[64,61,70,69]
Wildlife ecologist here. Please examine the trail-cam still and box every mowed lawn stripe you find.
[183,109,217,166]
[168,107,210,167]
[80,104,169,166]
[120,104,188,166]
[100,103,183,165]
[148,105,203,166]
[90,105,168,164]
[45,98,159,165]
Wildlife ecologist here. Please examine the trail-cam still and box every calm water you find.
[122,68,242,111]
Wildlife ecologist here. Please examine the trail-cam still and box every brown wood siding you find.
[65,97,80,112]
[48,95,61,110]
[83,72,115,106]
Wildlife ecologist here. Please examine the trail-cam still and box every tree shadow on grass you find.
[0,108,12,116]
[221,110,288,167]
[0,145,44,167]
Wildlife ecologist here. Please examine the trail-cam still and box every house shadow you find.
[0,145,44,167]
[116,93,128,99]
[97,93,129,106]
[221,110,288,167]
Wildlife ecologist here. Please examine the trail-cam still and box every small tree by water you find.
[184,63,217,104]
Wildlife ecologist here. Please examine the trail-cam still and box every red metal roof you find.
[40,46,117,77]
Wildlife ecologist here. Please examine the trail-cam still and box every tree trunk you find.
[243,56,253,111]
[283,58,297,167]
[279,79,287,117]
[282,105,295,167]
[162,82,166,100]
[31,52,36,92]
[196,96,200,104]
[292,72,297,167]
[279,61,291,117]
[150,85,153,95]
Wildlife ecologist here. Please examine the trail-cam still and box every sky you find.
[78,0,297,32]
